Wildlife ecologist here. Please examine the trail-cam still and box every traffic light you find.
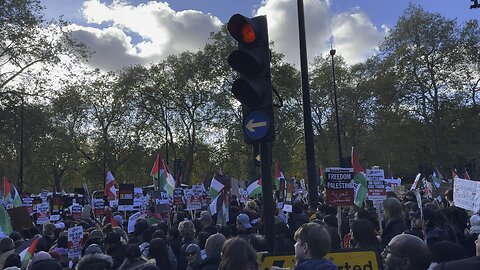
[227,14,274,144]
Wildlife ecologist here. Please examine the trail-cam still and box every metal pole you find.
[18,95,24,193]
[297,0,319,208]
[330,49,343,167]
[260,141,275,252]
[164,103,169,166]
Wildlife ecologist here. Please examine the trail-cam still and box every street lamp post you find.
[330,48,343,167]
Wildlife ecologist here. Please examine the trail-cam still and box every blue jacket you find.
[294,259,337,270]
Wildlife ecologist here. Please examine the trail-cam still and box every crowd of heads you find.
[1,186,480,270]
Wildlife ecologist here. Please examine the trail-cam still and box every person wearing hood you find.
[198,233,225,270]
[0,237,15,269]
[105,232,127,270]
[76,252,114,270]
[118,244,152,270]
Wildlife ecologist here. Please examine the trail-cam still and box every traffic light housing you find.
[227,14,275,144]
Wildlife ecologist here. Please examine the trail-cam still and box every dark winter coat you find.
[197,252,221,270]
[294,259,337,270]
[381,218,406,248]
[77,253,114,270]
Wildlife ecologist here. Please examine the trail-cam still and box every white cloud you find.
[256,0,388,66]
[67,0,387,70]
[70,0,222,70]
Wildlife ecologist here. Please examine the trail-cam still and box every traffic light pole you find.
[297,0,319,209]
[260,141,275,252]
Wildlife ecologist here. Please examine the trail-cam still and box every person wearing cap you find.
[0,237,15,269]
[382,234,431,270]
[236,213,254,242]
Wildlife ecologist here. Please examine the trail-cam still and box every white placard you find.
[453,178,480,212]
[68,226,84,259]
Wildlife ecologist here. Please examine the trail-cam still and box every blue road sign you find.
[244,111,270,140]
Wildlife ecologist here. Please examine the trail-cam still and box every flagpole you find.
[157,151,161,190]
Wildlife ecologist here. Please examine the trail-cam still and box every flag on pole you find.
[209,170,226,198]
[451,168,458,179]
[387,163,394,179]
[104,170,117,199]
[275,161,286,199]
[351,147,368,208]
[432,167,443,188]
[150,153,175,196]
[411,173,422,190]
[15,235,41,263]
[2,177,22,208]
[318,166,325,187]
[0,204,13,237]
[246,177,262,197]
[464,169,471,180]
[83,182,91,205]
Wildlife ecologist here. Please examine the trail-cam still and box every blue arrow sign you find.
[244,111,270,140]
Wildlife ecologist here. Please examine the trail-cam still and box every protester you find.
[198,233,225,270]
[147,238,172,270]
[382,198,407,249]
[433,233,480,269]
[118,244,150,270]
[185,243,202,270]
[351,219,381,252]
[0,237,15,269]
[382,234,431,270]
[219,237,260,270]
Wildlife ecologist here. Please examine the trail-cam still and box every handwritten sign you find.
[453,178,480,212]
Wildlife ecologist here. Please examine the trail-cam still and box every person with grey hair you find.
[198,233,226,270]
[178,220,197,270]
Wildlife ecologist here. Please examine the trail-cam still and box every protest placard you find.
[118,183,134,211]
[68,226,84,259]
[92,198,105,217]
[173,188,185,207]
[453,178,480,212]
[127,211,146,234]
[36,202,50,225]
[366,169,387,201]
[325,168,355,206]
[7,206,33,231]
[153,191,170,213]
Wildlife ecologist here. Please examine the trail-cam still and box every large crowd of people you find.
[1,187,480,270]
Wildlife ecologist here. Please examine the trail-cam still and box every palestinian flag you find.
[318,166,324,187]
[150,153,175,196]
[275,161,285,199]
[2,177,22,208]
[0,204,13,237]
[351,147,368,208]
[15,235,41,263]
[209,191,229,226]
[209,170,225,198]
[247,177,262,197]
[432,168,443,188]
